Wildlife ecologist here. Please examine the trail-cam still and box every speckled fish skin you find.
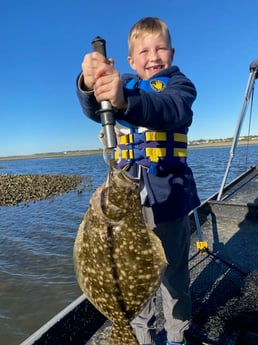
[74,164,167,345]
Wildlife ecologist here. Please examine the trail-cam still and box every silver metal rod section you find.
[91,37,117,149]
[99,101,117,149]
[217,61,258,200]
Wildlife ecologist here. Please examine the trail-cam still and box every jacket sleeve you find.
[76,73,102,123]
[121,67,197,130]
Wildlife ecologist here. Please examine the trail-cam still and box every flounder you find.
[74,163,167,345]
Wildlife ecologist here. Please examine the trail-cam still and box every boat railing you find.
[217,58,258,201]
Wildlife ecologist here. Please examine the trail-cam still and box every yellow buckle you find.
[114,149,134,160]
[145,148,166,162]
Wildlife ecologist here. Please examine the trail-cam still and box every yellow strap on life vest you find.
[145,148,166,162]
[115,131,187,162]
[119,132,187,145]
[145,132,167,141]
[114,149,134,160]
[119,131,167,144]
[118,133,134,145]
[174,133,187,143]
[114,147,187,163]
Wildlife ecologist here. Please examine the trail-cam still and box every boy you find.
[76,17,200,345]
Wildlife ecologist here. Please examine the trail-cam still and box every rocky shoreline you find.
[0,174,92,206]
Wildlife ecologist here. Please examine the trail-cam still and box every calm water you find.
[1,145,258,345]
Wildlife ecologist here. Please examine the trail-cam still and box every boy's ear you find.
[128,56,136,71]
[170,48,175,61]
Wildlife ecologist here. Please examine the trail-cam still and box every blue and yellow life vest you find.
[114,76,188,174]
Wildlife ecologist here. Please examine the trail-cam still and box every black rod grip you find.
[91,37,107,57]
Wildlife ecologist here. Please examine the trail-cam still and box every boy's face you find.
[128,32,174,80]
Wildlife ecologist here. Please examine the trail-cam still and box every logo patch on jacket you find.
[150,79,166,92]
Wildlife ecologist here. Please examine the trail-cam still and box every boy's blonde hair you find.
[128,17,172,54]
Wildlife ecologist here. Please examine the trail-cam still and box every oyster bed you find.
[0,174,90,206]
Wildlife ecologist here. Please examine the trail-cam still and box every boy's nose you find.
[149,49,159,61]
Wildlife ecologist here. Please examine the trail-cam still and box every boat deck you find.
[187,164,258,344]
[194,164,258,272]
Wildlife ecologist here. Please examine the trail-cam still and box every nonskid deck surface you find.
[188,220,257,344]
[187,165,258,344]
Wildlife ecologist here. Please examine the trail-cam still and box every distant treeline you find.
[189,135,258,146]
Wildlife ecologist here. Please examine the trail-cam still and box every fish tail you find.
[109,323,139,345]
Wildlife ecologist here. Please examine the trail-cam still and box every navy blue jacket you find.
[77,66,200,223]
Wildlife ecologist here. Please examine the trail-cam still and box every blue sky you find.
[1,0,258,157]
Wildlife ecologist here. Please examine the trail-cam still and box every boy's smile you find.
[128,33,174,80]
[146,64,165,73]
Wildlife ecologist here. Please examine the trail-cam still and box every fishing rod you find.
[91,36,117,150]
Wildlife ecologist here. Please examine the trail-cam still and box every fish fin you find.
[109,323,139,345]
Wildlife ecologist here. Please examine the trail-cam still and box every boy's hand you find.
[81,51,106,90]
[81,52,127,111]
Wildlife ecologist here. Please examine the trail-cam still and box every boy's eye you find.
[138,46,168,55]
[140,47,167,54]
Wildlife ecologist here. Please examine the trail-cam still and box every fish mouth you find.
[107,165,139,186]
[118,170,139,184]
[99,167,140,221]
